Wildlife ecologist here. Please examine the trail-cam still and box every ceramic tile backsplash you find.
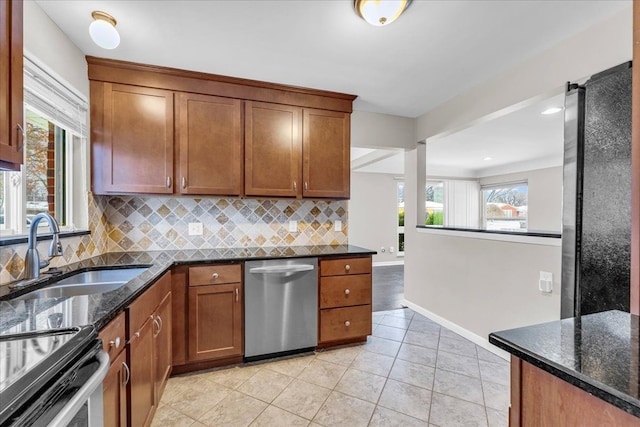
[1,193,349,285]
[0,192,110,284]
[101,196,348,252]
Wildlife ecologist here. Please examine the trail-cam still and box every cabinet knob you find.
[109,337,121,349]
[134,332,140,338]
[345,264,351,272]
[345,320,351,327]
[212,273,219,279]
[344,289,350,295]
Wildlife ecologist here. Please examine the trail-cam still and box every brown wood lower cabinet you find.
[154,291,172,399]
[129,316,155,427]
[102,349,128,427]
[511,357,640,426]
[127,271,172,427]
[319,305,371,343]
[188,283,243,361]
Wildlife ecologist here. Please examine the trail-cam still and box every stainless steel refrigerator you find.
[561,62,632,319]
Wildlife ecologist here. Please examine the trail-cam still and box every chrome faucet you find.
[23,213,64,279]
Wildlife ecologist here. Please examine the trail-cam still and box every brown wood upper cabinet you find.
[177,93,243,195]
[0,0,23,171]
[303,109,350,199]
[101,83,174,194]
[245,102,350,198]
[245,101,302,197]
[88,57,355,198]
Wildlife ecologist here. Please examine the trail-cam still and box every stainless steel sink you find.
[13,267,149,300]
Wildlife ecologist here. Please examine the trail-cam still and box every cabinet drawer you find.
[99,311,126,362]
[189,264,242,286]
[319,305,372,343]
[320,257,371,277]
[320,274,371,309]
[129,271,171,335]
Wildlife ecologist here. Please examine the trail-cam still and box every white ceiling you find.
[35,0,629,118]
[426,93,565,177]
[353,93,565,177]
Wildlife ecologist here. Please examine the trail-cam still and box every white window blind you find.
[23,56,88,137]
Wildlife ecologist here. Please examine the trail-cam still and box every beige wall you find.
[404,149,561,345]
[480,166,563,232]
[24,0,89,97]
[349,172,403,264]
[352,110,415,150]
[415,7,632,142]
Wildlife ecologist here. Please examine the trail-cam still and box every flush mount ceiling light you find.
[89,11,120,49]
[483,157,493,161]
[541,107,563,115]
[354,0,412,26]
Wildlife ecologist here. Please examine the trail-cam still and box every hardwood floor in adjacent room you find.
[372,265,405,312]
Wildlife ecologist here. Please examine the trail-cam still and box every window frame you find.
[480,180,529,232]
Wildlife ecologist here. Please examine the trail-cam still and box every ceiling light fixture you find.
[354,0,412,26]
[89,11,120,50]
[541,107,562,115]
[483,157,492,161]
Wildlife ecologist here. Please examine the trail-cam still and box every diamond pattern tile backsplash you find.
[0,192,110,284]
[102,196,348,252]
[1,194,348,284]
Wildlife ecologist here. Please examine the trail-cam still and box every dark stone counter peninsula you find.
[489,310,640,426]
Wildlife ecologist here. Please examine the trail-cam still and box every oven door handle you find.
[48,350,110,427]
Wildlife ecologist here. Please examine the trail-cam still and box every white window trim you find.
[481,180,528,231]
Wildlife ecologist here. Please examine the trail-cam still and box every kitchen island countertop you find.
[489,310,640,418]
[0,245,375,335]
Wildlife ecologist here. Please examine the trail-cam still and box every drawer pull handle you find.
[157,315,163,333]
[166,176,172,188]
[122,362,131,386]
[182,176,187,189]
[212,273,219,279]
[109,337,121,349]
[235,288,239,302]
[345,265,351,271]
[293,181,297,191]
[16,124,25,152]
[345,321,351,327]
[304,181,308,191]
[345,289,350,295]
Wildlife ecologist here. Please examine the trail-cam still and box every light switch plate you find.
[334,220,342,232]
[188,222,203,236]
[289,220,298,232]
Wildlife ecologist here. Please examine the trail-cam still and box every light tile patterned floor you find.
[153,308,509,427]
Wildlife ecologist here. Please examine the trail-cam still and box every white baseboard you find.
[402,299,510,361]
[372,260,405,267]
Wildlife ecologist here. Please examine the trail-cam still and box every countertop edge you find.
[488,333,640,418]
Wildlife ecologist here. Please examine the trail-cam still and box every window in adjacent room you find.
[481,181,528,231]
[425,180,444,225]
[0,56,88,237]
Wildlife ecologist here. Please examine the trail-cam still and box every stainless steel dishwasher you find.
[244,258,318,360]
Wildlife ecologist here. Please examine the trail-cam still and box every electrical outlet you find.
[188,222,203,236]
[289,220,298,232]
[334,220,342,232]
[539,271,553,293]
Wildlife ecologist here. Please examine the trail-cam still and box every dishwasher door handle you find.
[249,265,315,274]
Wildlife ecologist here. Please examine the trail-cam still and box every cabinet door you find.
[128,317,155,427]
[102,83,174,194]
[103,349,128,427]
[0,0,23,170]
[188,283,243,361]
[245,101,301,197]
[177,93,242,195]
[303,109,350,198]
[154,291,172,399]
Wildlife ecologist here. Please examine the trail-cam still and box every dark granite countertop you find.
[0,245,375,335]
[489,310,640,418]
